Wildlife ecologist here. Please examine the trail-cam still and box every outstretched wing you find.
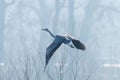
[72,39,86,50]
[45,36,65,68]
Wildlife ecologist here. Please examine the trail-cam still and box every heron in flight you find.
[42,28,86,69]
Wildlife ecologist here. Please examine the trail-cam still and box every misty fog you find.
[0,0,120,80]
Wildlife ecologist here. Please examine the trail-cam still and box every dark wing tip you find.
[72,39,86,50]
[81,45,86,50]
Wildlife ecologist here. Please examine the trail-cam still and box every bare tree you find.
[0,0,5,62]
[52,0,66,33]
[52,0,61,33]
[80,0,100,42]
[0,0,15,64]
[68,0,75,35]
[39,0,49,27]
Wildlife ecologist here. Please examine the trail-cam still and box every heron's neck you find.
[47,30,55,38]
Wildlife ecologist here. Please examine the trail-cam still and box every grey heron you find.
[42,28,86,69]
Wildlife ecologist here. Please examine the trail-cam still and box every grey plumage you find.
[42,28,86,69]
[45,35,65,68]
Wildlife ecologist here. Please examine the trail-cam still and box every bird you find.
[42,28,86,69]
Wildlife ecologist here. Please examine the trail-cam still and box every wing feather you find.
[72,39,86,50]
[45,36,65,67]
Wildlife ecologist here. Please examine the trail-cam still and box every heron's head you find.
[41,28,49,32]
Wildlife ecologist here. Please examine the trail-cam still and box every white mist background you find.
[0,0,120,80]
